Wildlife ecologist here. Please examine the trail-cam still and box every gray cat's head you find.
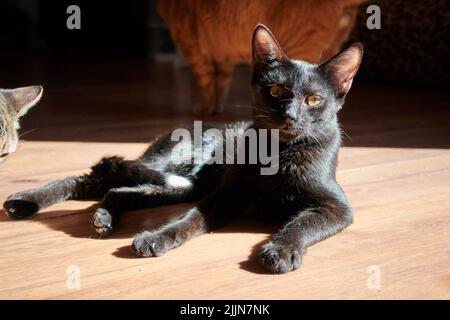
[0,86,43,164]
[251,24,363,144]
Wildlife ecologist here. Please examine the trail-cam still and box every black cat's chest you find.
[229,162,310,217]
[280,153,316,183]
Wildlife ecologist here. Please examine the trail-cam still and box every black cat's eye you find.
[305,95,324,107]
[0,153,10,158]
[270,85,284,98]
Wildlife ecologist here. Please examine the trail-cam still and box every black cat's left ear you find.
[252,24,286,70]
[320,43,363,96]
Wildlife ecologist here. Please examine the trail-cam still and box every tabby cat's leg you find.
[192,62,234,115]
[212,63,234,114]
[3,156,165,219]
[260,191,353,274]
[191,60,217,115]
[92,176,195,235]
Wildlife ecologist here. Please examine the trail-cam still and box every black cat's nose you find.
[282,117,295,130]
[284,113,297,123]
[285,115,296,122]
[284,107,297,122]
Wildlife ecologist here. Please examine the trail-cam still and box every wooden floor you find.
[0,59,449,299]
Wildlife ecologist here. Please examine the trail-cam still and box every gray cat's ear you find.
[252,24,286,69]
[6,85,43,117]
[320,43,363,96]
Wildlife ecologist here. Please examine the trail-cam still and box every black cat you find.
[3,25,363,274]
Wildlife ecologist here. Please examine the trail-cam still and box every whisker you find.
[278,98,293,103]
[19,128,36,138]
[231,105,262,113]
[339,125,352,141]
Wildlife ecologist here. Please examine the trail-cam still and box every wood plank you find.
[1,142,449,299]
[0,61,449,299]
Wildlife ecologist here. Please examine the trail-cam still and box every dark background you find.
[1,0,449,84]
[0,0,174,62]
[0,0,448,148]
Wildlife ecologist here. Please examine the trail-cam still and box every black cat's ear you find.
[252,24,286,70]
[6,86,43,117]
[320,43,363,96]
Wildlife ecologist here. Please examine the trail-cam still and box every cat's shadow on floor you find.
[0,202,277,274]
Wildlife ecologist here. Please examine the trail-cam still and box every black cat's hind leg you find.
[3,156,164,219]
[3,176,85,219]
[92,175,195,235]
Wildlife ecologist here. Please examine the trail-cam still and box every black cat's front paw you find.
[132,231,174,257]
[92,208,116,236]
[3,196,39,219]
[260,241,302,274]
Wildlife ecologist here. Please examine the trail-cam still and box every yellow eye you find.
[305,95,323,107]
[270,85,284,98]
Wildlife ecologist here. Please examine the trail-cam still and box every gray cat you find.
[0,86,43,164]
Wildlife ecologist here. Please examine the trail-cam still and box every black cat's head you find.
[251,24,363,144]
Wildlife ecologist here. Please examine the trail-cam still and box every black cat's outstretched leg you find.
[132,189,237,257]
[3,176,95,219]
[132,207,206,257]
[260,190,353,274]
[92,176,195,235]
[3,156,165,219]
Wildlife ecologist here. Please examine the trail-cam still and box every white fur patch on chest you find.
[166,175,192,188]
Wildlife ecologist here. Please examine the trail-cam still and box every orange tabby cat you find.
[157,0,365,115]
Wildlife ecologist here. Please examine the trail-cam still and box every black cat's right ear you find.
[320,43,363,96]
[252,24,286,70]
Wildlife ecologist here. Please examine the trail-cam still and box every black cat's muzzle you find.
[278,118,301,142]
